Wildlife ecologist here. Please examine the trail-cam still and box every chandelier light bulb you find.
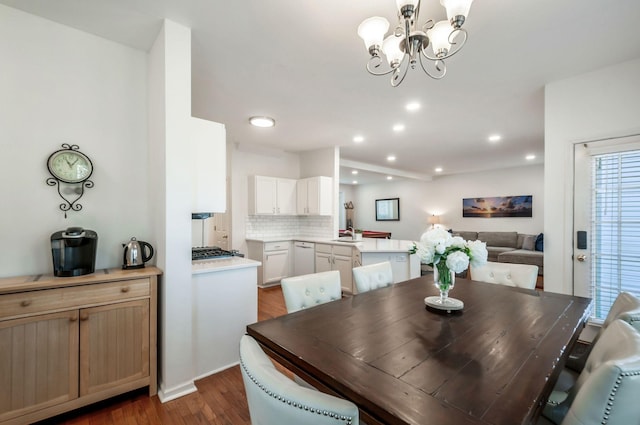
[383,35,404,67]
[357,17,390,51]
[427,20,453,58]
[440,0,474,28]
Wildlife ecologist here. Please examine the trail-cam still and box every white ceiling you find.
[4,0,640,185]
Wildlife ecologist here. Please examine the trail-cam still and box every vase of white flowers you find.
[410,228,488,305]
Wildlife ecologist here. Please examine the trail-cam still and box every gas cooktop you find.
[192,246,243,261]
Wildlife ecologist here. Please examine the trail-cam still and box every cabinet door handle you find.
[121,286,130,293]
[69,314,78,322]
[20,300,32,307]
[80,313,89,321]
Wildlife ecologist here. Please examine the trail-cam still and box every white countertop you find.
[192,257,261,274]
[246,236,416,253]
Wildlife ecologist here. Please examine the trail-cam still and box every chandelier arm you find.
[418,54,446,80]
[390,55,410,87]
[421,28,468,61]
[365,55,396,76]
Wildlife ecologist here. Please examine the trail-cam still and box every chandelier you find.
[357,0,474,87]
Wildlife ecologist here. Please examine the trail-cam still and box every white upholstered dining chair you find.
[553,291,640,393]
[539,319,640,425]
[280,270,342,314]
[240,334,359,425]
[470,261,538,289]
[352,261,394,294]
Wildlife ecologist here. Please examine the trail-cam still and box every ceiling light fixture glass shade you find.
[249,116,275,128]
[358,0,473,87]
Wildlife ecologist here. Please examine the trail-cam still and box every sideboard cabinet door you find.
[79,299,150,396]
[0,310,79,423]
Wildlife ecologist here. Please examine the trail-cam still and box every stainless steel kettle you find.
[122,237,154,269]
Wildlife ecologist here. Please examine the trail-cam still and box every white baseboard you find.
[157,381,198,403]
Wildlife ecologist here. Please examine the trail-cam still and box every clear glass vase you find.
[433,265,456,305]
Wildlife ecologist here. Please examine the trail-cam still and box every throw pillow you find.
[535,233,544,252]
[522,235,536,251]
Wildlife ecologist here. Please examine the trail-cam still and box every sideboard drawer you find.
[0,278,150,320]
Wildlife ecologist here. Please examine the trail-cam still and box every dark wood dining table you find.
[247,275,593,425]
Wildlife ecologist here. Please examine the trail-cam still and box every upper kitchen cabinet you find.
[191,117,226,213]
[249,176,297,215]
[297,176,333,216]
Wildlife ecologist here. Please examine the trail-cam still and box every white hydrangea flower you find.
[466,240,488,267]
[445,250,470,273]
[450,236,466,249]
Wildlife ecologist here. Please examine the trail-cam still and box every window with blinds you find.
[591,150,640,320]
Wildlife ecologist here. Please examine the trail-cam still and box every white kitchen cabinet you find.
[246,240,291,287]
[315,243,354,293]
[297,176,333,215]
[191,117,226,213]
[249,176,297,215]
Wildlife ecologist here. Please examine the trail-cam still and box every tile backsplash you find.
[245,215,333,239]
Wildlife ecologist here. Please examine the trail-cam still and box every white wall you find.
[347,164,544,241]
[0,5,149,277]
[544,58,640,295]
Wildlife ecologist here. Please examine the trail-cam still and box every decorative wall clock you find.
[46,144,94,217]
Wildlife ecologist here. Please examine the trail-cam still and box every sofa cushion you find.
[522,235,536,251]
[498,250,543,275]
[454,231,478,241]
[487,246,517,262]
[477,231,518,248]
[535,233,544,251]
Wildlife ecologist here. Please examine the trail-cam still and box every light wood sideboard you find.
[0,267,161,425]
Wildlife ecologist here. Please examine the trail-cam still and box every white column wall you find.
[148,20,197,401]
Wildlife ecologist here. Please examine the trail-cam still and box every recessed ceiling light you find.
[393,124,405,132]
[526,154,536,160]
[387,176,393,180]
[435,167,443,173]
[352,170,358,175]
[387,155,396,162]
[488,134,501,142]
[352,180,358,184]
[406,102,421,111]
[249,116,275,128]
[353,135,364,143]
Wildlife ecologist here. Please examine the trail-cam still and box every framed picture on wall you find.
[463,195,532,218]
[376,198,400,221]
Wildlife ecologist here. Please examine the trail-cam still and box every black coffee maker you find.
[51,227,98,277]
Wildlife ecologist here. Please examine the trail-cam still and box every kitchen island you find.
[246,236,420,293]
[191,257,260,379]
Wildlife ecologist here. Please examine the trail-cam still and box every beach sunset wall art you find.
[462,195,533,218]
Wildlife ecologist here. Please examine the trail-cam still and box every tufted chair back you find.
[239,335,359,425]
[470,261,538,289]
[565,291,640,374]
[541,319,640,425]
[280,270,341,314]
[352,261,394,294]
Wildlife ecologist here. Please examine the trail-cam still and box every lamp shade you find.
[428,215,440,224]
[382,35,404,66]
[396,0,420,11]
[357,17,390,50]
[427,20,452,57]
[440,0,473,19]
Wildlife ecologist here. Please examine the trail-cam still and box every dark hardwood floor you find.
[36,286,287,425]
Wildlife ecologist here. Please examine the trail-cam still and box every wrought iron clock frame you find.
[46,144,94,218]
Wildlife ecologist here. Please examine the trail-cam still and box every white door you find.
[333,254,353,294]
[573,135,640,321]
[213,212,230,250]
[315,252,332,273]
[276,178,297,215]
